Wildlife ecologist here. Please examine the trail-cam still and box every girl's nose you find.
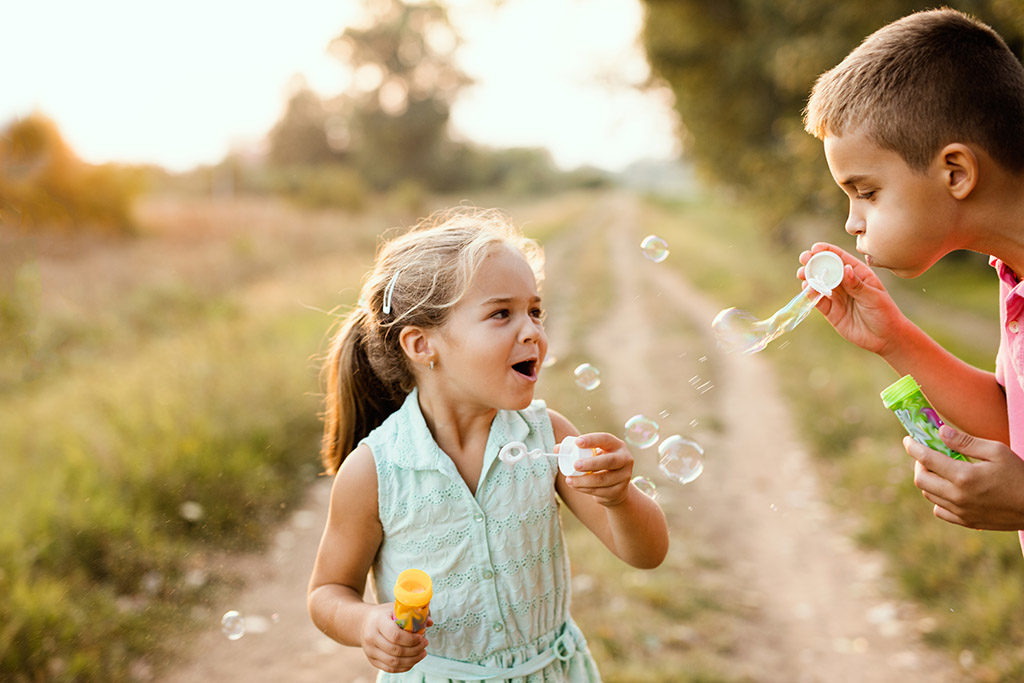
[520,318,544,343]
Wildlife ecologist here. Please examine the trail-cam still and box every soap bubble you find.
[658,435,704,485]
[640,235,669,263]
[573,363,601,390]
[178,500,205,522]
[624,414,660,449]
[221,610,246,640]
[631,475,658,499]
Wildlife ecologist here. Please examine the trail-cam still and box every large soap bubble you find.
[573,363,601,390]
[657,435,704,485]
[712,250,843,354]
[624,414,660,449]
[640,235,670,263]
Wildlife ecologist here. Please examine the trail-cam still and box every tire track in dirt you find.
[577,191,963,682]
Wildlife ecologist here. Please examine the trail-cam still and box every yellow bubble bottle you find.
[393,568,432,633]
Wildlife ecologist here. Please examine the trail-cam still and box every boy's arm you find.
[801,244,1009,442]
[307,444,429,673]
[548,409,669,569]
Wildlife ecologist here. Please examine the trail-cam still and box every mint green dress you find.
[361,389,601,682]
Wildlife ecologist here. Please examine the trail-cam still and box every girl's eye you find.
[855,189,876,200]
[531,308,546,321]
[490,309,510,319]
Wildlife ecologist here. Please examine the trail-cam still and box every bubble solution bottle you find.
[880,374,968,461]
[393,568,432,633]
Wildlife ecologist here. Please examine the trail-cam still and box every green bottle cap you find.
[880,374,921,408]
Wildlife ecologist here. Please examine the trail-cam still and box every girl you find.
[308,207,669,681]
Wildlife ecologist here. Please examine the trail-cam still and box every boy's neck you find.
[962,161,1024,277]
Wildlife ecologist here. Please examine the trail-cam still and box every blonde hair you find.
[319,206,544,474]
[804,8,1024,173]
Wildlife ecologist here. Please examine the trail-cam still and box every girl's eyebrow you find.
[839,174,870,188]
[480,295,542,306]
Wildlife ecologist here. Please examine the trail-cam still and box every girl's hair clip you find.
[382,269,401,315]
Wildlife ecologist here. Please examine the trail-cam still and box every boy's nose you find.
[844,208,866,236]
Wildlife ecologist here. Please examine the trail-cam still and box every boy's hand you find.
[563,432,634,507]
[359,604,430,673]
[798,244,906,356]
[905,425,1024,530]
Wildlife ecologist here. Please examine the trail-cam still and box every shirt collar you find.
[391,388,530,472]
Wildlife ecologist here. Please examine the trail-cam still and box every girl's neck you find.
[416,388,497,494]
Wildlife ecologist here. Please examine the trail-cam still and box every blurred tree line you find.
[639,0,1024,243]
[0,113,144,234]
[251,0,606,210]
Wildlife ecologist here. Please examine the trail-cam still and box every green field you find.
[2,188,1023,681]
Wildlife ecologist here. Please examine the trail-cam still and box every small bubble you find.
[640,235,669,263]
[178,500,205,522]
[658,435,704,485]
[624,414,660,449]
[658,410,671,419]
[688,418,699,428]
[221,610,246,640]
[573,363,601,391]
[631,476,658,500]
[542,355,558,368]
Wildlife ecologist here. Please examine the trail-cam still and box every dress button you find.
[1010,320,1021,333]
[492,622,504,632]
[482,569,493,580]
[473,513,484,523]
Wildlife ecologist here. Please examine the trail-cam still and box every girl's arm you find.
[307,444,429,673]
[800,244,1008,442]
[549,409,669,569]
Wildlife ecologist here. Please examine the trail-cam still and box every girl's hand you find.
[359,604,430,673]
[563,432,634,507]
[906,425,1024,530]
[798,243,905,356]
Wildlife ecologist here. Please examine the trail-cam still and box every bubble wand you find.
[498,436,595,476]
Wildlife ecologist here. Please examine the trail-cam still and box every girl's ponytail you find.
[320,307,402,474]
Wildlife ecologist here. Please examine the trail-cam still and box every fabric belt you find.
[411,621,581,680]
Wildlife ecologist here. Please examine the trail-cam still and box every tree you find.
[267,82,345,166]
[329,0,472,190]
[639,0,1024,238]
[0,113,141,233]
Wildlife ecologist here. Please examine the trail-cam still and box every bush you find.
[0,113,143,234]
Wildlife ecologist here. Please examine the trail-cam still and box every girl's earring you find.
[429,359,435,371]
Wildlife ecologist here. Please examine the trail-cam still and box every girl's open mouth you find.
[512,359,537,379]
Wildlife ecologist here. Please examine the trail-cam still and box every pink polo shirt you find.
[990,257,1024,550]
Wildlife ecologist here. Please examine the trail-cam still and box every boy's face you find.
[823,130,959,278]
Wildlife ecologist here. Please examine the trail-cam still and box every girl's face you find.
[429,246,547,411]
[824,130,960,278]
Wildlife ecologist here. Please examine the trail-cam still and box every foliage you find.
[0,113,143,234]
[638,0,1024,238]
[267,85,346,167]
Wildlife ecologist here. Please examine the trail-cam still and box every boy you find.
[799,8,1024,545]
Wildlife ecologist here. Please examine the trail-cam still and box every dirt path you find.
[575,193,963,681]
[161,192,963,682]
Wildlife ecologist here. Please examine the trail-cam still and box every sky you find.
[2,0,680,172]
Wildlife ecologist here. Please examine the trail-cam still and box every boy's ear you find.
[399,326,435,369]
[939,143,978,200]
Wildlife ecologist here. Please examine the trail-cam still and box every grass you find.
[0,194,380,680]
[642,190,1024,681]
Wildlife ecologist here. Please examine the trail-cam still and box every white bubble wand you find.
[498,436,595,476]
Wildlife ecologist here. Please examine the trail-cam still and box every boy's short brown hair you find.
[804,8,1024,173]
